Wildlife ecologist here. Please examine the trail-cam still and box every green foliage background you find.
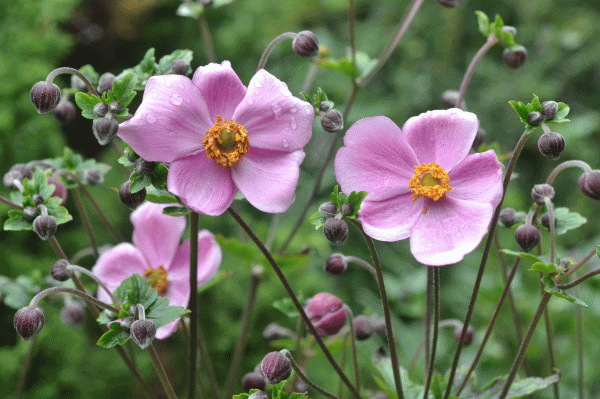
[1,0,599,398]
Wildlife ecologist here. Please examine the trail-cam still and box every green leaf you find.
[309,211,327,230]
[471,373,560,399]
[145,187,179,204]
[97,322,130,348]
[157,49,194,75]
[542,277,588,307]
[214,235,255,262]
[75,92,103,119]
[551,207,587,235]
[354,51,377,78]
[272,297,300,318]
[138,48,156,75]
[111,72,138,107]
[129,172,152,193]
[149,163,169,191]
[231,393,251,399]
[347,190,368,217]
[144,296,188,329]
[113,274,157,308]
[500,249,542,264]
[0,276,37,309]
[529,262,556,273]
[44,196,73,225]
[4,210,33,231]
[330,185,341,207]
[596,245,600,259]
[162,206,191,216]
[475,11,490,36]
[318,56,359,79]
[548,102,570,123]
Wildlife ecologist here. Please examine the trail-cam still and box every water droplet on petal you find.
[170,94,182,106]
[290,118,297,130]
[282,139,289,148]
[152,91,159,99]
[177,80,184,89]
[271,102,282,118]
[146,115,156,124]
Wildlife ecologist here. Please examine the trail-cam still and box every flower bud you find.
[353,315,373,340]
[540,212,557,230]
[527,111,543,126]
[441,90,466,110]
[454,325,474,346]
[22,206,39,222]
[514,224,541,253]
[319,201,338,218]
[242,372,267,392]
[502,45,527,69]
[30,81,62,114]
[538,131,565,160]
[60,304,86,328]
[306,292,347,336]
[171,59,191,75]
[260,351,292,385]
[120,316,135,330]
[262,322,294,341]
[109,101,123,115]
[541,101,558,119]
[3,164,33,189]
[323,218,349,246]
[499,208,517,228]
[97,73,115,94]
[52,100,76,124]
[373,318,387,337]
[14,307,45,340]
[531,184,555,205]
[33,215,58,241]
[130,319,157,349]
[249,391,268,399]
[471,127,486,151]
[578,170,600,200]
[50,259,73,282]
[321,109,344,133]
[71,75,88,92]
[119,181,147,210]
[83,168,104,186]
[436,0,463,7]
[340,203,353,216]
[325,253,347,275]
[92,117,119,145]
[501,25,517,38]
[319,101,333,112]
[48,176,68,205]
[134,158,156,176]
[93,102,109,117]
[32,194,44,206]
[292,31,320,57]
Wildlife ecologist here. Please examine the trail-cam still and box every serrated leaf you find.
[347,190,368,217]
[508,100,532,127]
[490,14,504,31]
[138,48,156,74]
[500,249,542,264]
[529,262,556,273]
[3,210,33,231]
[145,188,179,205]
[45,196,73,225]
[331,185,341,207]
[475,11,490,36]
[471,373,559,399]
[129,172,152,193]
[551,207,587,235]
[145,296,188,329]
[97,321,131,348]
[113,274,157,308]
[214,235,255,262]
[541,277,587,307]
[309,211,327,230]
[548,102,570,123]
[75,92,102,119]
[111,72,138,107]
[162,206,191,216]
[149,163,168,191]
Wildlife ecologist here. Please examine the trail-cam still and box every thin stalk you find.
[546,160,592,185]
[282,349,340,399]
[557,246,599,284]
[227,207,362,399]
[543,197,556,265]
[15,336,36,399]
[188,212,199,399]
[0,195,23,209]
[71,188,99,258]
[47,67,100,97]
[147,344,178,399]
[265,213,280,251]
[346,217,404,399]
[301,62,319,93]
[76,181,124,242]
[348,0,356,66]
[29,286,119,312]
[66,264,120,306]
[408,336,426,375]
[542,299,559,399]
[423,267,440,399]
[197,322,220,398]
[257,32,298,71]
[575,286,584,399]
[223,268,262,399]
[425,267,432,373]
[345,255,377,279]
[557,268,600,290]
[338,334,348,398]
[198,13,216,63]
[344,306,361,392]
[444,128,531,399]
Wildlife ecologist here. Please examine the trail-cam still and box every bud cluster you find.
[319,201,349,246]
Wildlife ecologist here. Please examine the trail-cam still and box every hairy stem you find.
[257,32,298,71]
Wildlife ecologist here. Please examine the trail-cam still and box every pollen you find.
[408,162,453,204]
[202,116,249,167]
[143,265,168,296]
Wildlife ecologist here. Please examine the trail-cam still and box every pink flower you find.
[92,202,221,338]
[334,109,503,266]
[118,61,314,216]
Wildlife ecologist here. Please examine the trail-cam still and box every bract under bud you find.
[50,259,73,282]
[306,292,347,336]
[33,215,58,241]
[578,170,600,200]
[260,351,292,385]
[325,253,347,275]
[321,109,344,133]
[242,372,267,392]
[499,208,517,227]
[60,304,86,328]
[541,101,558,119]
[323,218,349,246]
[501,25,517,38]
[527,111,543,126]
[538,131,565,160]
[52,100,76,124]
[14,307,45,340]
[93,117,119,145]
[353,315,373,340]
[531,184,555,205]
[97,73,115,94]
[319,201,338,218]
[22,206,39,222]
[502,45,527,69]
[292,31,320,57]
[249,391,268,399]
[171,59,191,75]
[514,224,541,253]
[130,319,157,349]
[30,81,62,114]
[119,181,147,210]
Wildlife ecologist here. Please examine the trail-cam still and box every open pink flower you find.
[335,109,503,266]
[118,61,314,216]
[92,202,221,339]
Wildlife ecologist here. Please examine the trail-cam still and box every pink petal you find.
[402,109,478,172]
[118,75,212,163]
[167,152,238,216]
[155,320,180,340]
[231,148,305,213]
[359,193,423,242]
[335,116,418,201]
[192,61,247,122]
[447,150,504,206]
[232,69,313,152]
[167,230,222,287]
[131,202,186,270]
[410,197,494,266]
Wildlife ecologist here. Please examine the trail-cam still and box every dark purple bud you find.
[134,158,156,176]
[52,100,76,124]
[33,215,58,241]
[499,208,517,228]
[3,164,33,189]
[373,318,387,337]
[71,75,88,92]
[97,73,115,94]
[502,45,527,69]
[242,372,267,392]
[60,304,86,328]
[319,101,333,112]
[119,181,146,210]
[48,176,68,205]
[120,316,135,330]
[471,128,486,151]
[527,111,543,126]
[83,168,104,186]
[92,117,119,145]
[50,259,73,282]
[325,253,347,275]
[514,224,541,253]
[306,292,347,336]
[93,102,109,117]
[323,218,349,246]
[260,351,292,385]
[31,194,44,206]
[541,101,558,119]
[501,25,517,38]
[321,109,344,133]
[109,101,123,115]
[171,59,191,75]
[249,392,268,399]
[130,319,157,349]
[441,90,466,109]
[353,315,373,340]
[538,131,565,160]
[436,0,463,7]
[531,184,555,205]
[22,206,39,222]
[319,201,338,218]
[540,212,557,230]
[14,307,45,340]
[262,322,294,341]
[340,203,353,216]
[454,325,474,346]
[30,81,62,114]
[292,31,320,57]
[578,170,600,200]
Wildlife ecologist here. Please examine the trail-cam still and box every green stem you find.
[198,13,216,63]
[147,344,178,399]
[424,267,432,373]
[542,300,559,399]
[348,0,356,66]
[30,286,118,312]
[257,32,298,71]
[71,188,99,258]
[344,305,360,392]
[15,336,36,399]
[575,285,584,399]
[345,255,377,279]
[76,180,124,242]
[188,212,199,399]
[556,245,599,284]
[423,267,439,399]
[66,264,120,305]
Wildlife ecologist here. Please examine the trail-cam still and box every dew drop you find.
[146,115,156,124]
[271,102,282,118]
[282,139,289,148]
[170,94,182,106]
[177,80,185,89]
[290,118,297,130]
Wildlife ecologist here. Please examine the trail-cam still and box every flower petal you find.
[231,148,305,213]
[410,197,494,266]
[232,69,313,152]
[402,109,478,171]
[335,116,418,201]
[167,230,222,287]
[167,152,237,216]
[118,75,212,163]
[156,320,180,340]
[448,150,504,206]
[131,202,186,270]
[192,61,247,121]
[359,193,423,242]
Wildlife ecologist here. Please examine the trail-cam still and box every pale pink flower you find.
[118,61,314,216]
[92,202,221,338]
[334,109,503,266]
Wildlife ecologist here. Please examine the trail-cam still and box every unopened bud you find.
[30,81,62,114]
[319,101,333,112]
[32,194,44,206]
[306,292,347,336]
[353,315,373,340]
[242,372,267,392]
[60,304,86,328]
[501,26,517,38]
[319,201,338,218]
[578,170,600,200]
[514,224,541,253]
[262,323,294,341]
[33,215,58,241]
[50,259,73,282]
[260,351,292,385]
[325,253,347,275]
[527,111,543,126]
[321,109,344,133]
[441,90,466,109]
[48,176,68,205]
[97,73,115,94]
[22,206,39,222]
[93,102,109,117]
[83,168,104,186]
[541,101,558,119]
[499,208,517,227]
[454,325,474,346]
[323,218,349,246]
[292,31,320,57]
[130,319,157,349]
[436,0,463,7]
[92,117,119,145]
[538,132,565,160]
[3,164,33,189]
[134,158,156,176]
[502,45,527,69]
[14,307,45,340]
[171,59,190,75]
[71,75,88,92]
[119,181,146,210]
[109,101,122,115]
[120,316,135,330]
[340,203,353,216]
[531,184,555,205]
[53,100,76,123]
[540,212,557,230]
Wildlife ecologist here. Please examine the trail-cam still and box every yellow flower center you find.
[202,116,249,167]
[408,162,453,212]
[143,265,168,296]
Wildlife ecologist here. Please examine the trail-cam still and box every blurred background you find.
[1,0,599,397]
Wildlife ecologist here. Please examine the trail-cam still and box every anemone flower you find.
[118,61,314,216]
[92,202,221,338]
[334,109,503,266]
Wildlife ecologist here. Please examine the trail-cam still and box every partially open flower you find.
[305,292,347,336]
[260,351,292,385]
